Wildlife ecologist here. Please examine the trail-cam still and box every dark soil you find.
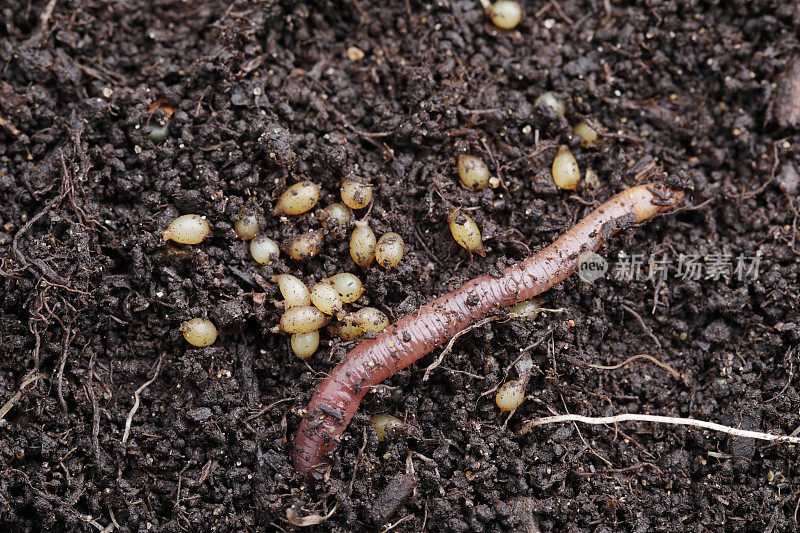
[2,1,800,531]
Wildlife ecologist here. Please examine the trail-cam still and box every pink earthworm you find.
[293,182,685,473]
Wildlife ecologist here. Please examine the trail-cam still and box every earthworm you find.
[292,182,685,473]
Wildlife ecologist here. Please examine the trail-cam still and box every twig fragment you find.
[0,373,46,422]
[621,304,662,350]
[56,328,72,410]
[549,0,574,25]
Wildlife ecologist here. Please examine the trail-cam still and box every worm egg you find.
[508,298,543,322]
[286,229,324,260]
[484,355,500,375]
[535,91,566,116]
[370,414,407,442]
[148,121,169,143]
[347,46,365,61]
[273,181,320,216]
[280,305,326,334]
[584,168,601,189]
[325,273,364,303]
[489,0,523,30]
[354,307,390,333]
[317,202,353,231]
[272,274,311,308]
[350,220,376,267]
[573,121,599,147]
[234,213,260,240]
[309,282,344,316]
[375,232,404,269]
[457,154,490,190]
[448,210,485,256]
[336,314,365,341]
[250,235,280,265]
[181,318,217,347]
[163,214,211,244]
[495,379,526,412]
[291,331,320,359]
[340,180,373,209]
[552,145,580,190]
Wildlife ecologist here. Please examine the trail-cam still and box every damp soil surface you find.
[2,1,800,531]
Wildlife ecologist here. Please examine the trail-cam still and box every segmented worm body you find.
[293,183,684,473]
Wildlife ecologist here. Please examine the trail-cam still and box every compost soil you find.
[2,1,800,531]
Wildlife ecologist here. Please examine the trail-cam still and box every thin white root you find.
[586,353,681,381]
[122,355,164,447]
[423,310,557,382]
[29,0,59,43]
[423,315,503,382]
[518,413,800,444]
[381,514,414,533]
